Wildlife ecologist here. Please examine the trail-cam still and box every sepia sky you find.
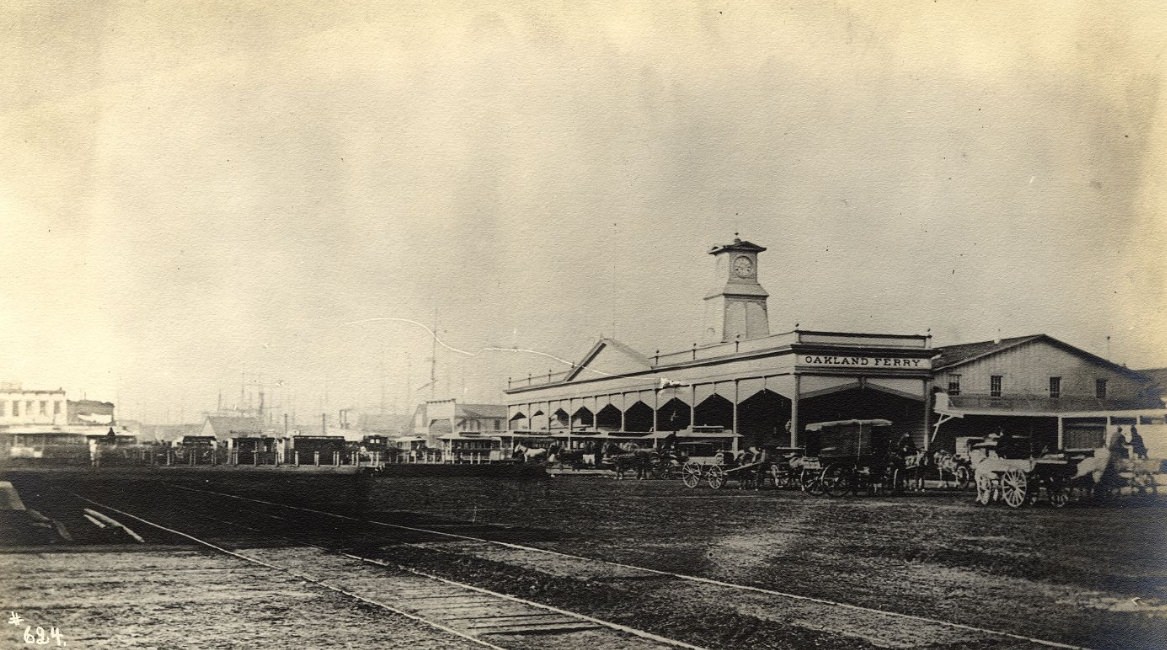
[2,1,1165,423]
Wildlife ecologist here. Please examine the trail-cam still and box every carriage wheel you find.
[955,466,972,490]
[682,462,702,488]
[975,473,993,506]
[803,469,825,496]
[1132,470,1158,499]
[707,465,727,489]
[1001,468,1028,508]
[890,468,906,495]
[823,465,853,497]
[1048,483,1070,508]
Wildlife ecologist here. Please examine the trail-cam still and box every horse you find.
[602,442,655,480]
[932,449,972,489]
[512,444,549,463]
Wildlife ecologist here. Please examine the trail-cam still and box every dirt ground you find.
[2,470,1165,649]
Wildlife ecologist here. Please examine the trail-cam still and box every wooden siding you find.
[934,339,1145,402]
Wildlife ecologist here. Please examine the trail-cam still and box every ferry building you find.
[503,237,935,452]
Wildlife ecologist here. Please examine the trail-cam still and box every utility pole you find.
[430,308,438,400]
[405,353,413,415]
[379,342,387,415]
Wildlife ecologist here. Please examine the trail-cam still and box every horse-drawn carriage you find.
[679,443,773,489]
[805,419,914,497]
[971,437,1076,508]
[971,436,1158,508]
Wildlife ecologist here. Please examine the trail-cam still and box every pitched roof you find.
[1137,367,1167,389]
[932,335,1044,369]
[456,403,507,419]
[934,334,1149,380]
[564,337,652,382]
[355,413,412,433]
[204,416,263,434]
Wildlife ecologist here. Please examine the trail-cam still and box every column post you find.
[791,374,801,448]
[731,380,739,454]
[922,379,932,453]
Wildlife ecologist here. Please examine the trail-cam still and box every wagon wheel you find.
[706,464,727,489]
[1047,481,1070,508]
[1045,473,1068,508]
[975,473,994,506]
[681,462,703,488]
[1000,468,1028,508]
[803,469,825,496]
[890,468,906,495]
[954,465,972,490]
[1132,470,1157,499]
[823,465,853,497]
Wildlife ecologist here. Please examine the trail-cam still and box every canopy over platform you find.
[804,419,893,431]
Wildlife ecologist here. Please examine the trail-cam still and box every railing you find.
[506,329,931,390]
[946,394,1149,412]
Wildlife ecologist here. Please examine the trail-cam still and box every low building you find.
[411,399,507,449]
[931,335,1163,452]
[201,416,263,440]
[68,400,115,426]
[0,384,67,427]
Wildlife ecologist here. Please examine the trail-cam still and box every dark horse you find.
[603,442,655,479]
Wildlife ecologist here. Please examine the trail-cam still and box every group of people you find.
[1107,424,1149,460]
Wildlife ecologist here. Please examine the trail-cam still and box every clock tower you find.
[702,236,771,343]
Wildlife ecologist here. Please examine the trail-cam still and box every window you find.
[990,375,1003,398]
[39,401,47,416]
[54,401,61,415]
[1049,377,1061,399]
[0,400,5,416]
[947,375,961,396]
[12,401,18,417]
[1096,379,1108,399]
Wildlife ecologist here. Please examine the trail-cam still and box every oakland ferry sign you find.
[799,354,931,369]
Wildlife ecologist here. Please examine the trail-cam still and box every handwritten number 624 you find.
[23,626,65,646]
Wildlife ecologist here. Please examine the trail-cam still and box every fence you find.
[0,443,507,469]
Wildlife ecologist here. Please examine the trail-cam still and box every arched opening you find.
[694,394,733,429]
[624,401,654,432]
[571,407,594,428]
[552,408,569,428]
[508,411,528,431]
[737,389,792,448]
[799,387,925,447]
[596,404,622,431]
[656,398,691,432]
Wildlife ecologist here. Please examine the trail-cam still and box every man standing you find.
[1129,425,1148,461]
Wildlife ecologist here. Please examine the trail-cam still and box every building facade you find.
[0,384,67,427]
[931,335,1162,451]
[504,238,935,451]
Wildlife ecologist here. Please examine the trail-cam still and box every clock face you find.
[732,255,754,278]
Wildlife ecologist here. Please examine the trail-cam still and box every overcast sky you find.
[2,2,1165,423]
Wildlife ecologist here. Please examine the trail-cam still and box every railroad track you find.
[74,491,698,650]
[79,482,1091,650]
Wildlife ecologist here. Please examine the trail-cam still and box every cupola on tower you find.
[702,236,770,343]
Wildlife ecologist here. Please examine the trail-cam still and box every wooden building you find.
[504,237,935,452]
[931,335,1162,452]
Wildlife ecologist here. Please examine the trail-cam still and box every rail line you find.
[155,482,1093,650]
[76,493,701,650]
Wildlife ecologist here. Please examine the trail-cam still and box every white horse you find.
[513,444,549,463]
